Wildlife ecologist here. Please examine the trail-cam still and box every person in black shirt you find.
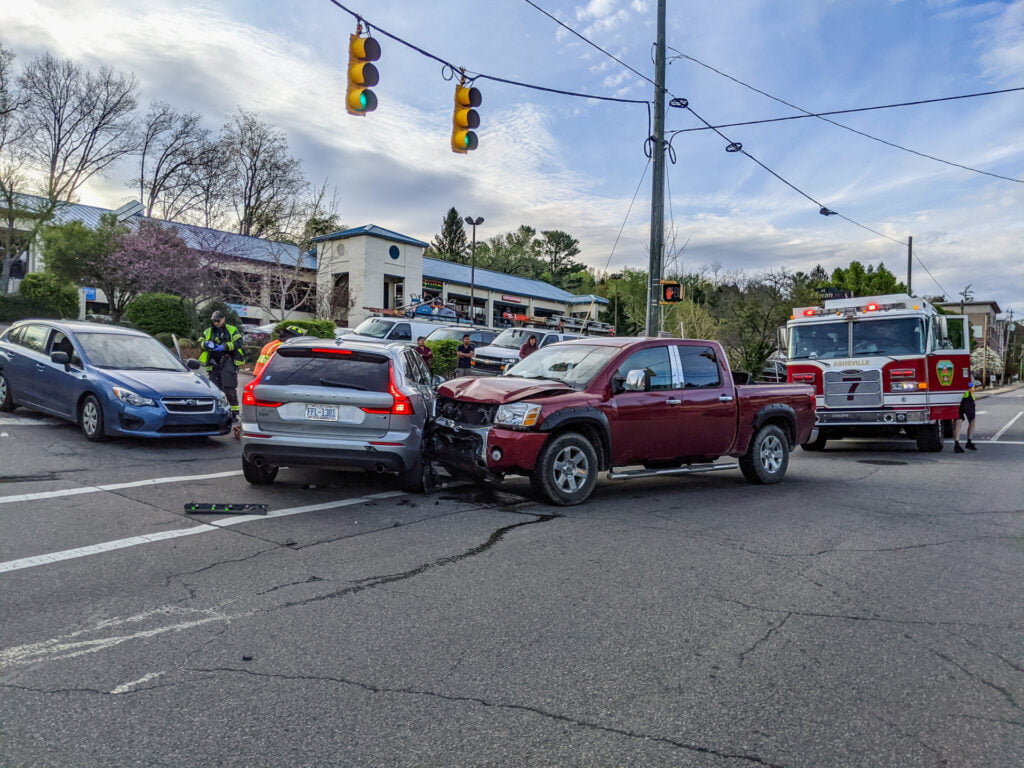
[456,334,474,372]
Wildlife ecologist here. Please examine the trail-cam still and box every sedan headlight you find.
[494,402,543,428]
[217,392,230,409]
[112,386,156,407]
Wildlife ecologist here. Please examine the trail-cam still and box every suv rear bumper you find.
[240,426,418,472]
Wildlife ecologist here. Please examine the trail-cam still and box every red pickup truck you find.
[430,337,815,505]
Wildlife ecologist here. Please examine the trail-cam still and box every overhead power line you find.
[668,49,1024,184]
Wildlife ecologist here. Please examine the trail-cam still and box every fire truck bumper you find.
[815,409,930,426]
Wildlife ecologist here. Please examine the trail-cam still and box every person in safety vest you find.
[199,310,244,420]
[953,379,978,453]
[252,324,307,380]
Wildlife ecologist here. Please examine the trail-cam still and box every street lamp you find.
[464,215,484,323]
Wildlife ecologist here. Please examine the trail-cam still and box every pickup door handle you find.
[666,398,681,405]
[718,394,734,402]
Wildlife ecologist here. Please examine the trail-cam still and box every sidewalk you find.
[975,381,1022,399]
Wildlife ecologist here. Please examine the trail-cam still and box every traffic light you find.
[660,281,682,304]
[451,79,481,154]
[346,32,380,116]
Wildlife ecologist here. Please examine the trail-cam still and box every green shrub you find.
[273,318,335,339]
[241,344,262,369]
[18,272,79,318]
[0,294,63,321]
[154,332,175,348]
[125,293,192,337]
[426,339,459,377]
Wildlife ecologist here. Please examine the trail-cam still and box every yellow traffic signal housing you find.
[660,281,683,304]
[346,33,380,116]
[451,82,481,154]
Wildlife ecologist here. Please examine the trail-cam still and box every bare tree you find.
[132,101,217,220]
[215,245,317,323]
[221,108,306,239]
[18,52,139,202]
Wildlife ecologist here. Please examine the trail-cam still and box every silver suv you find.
[239,338,438,491]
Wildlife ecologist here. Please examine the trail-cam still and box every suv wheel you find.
[80,395,107,442]
[242,456,278,485]
[530,432,598,506]
[397,458,436,494]
[739,424,789,484]
[0,373,15,412]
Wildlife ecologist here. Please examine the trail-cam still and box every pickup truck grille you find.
[823,369,882,408]
[436,396,498,426]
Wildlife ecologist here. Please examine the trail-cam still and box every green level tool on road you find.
[185,503,269,515]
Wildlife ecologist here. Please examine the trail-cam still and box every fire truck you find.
[783,293,971,452]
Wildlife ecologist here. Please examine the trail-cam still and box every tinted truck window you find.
[263,348,389,391]
[679,345,721,388]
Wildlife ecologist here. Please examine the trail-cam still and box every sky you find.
[1,0,1022,316]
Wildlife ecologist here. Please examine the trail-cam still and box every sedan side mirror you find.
[185,358,201,370]
[50,351,70,370]
[623,369,651,392]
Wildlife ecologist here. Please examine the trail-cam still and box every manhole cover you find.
[857,459,909,466]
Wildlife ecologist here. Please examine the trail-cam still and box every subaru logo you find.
[184,399,197,407]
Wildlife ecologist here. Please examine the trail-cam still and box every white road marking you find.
[0,415,62,426]
[110,671,164,694]
[0,469,243,506]
[0,491,402,574]
[992,411,1024,442]
[0,432,8,437]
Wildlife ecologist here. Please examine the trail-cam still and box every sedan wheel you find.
[80,395,107,442]
[0,373,15,412]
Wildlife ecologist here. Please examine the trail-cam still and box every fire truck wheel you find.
[915,423,944,452]
[800,429,828,451]
[531,432,598,506]
[740,424,789,484]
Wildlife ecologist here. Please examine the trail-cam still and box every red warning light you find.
[865,303,879,311]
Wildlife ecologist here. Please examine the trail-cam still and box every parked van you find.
[470,327,579,375]
[424,325,498,347]
[342,317,441,344]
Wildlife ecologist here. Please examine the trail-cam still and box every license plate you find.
[305,404,338,421]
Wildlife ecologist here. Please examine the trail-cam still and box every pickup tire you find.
[531,432,598,506]
[739,424,789,484]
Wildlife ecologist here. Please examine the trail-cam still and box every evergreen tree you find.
[430,207,468,263]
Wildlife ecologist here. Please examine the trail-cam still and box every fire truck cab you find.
[783,294,971,452]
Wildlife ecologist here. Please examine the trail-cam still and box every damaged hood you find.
[439,376,573,404]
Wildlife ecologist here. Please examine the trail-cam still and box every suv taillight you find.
[361,365,414,416]
[241,370,282,408]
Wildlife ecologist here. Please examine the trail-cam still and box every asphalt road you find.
[1,387,1022,768]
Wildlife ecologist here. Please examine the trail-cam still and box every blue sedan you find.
[0,320,233,441]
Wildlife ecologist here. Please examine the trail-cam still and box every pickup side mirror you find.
[623,369,651,392]
[50,351,70,370]
[185,358,201,370]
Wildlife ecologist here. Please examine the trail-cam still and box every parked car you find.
[424,325,497,347]
[431,337,816,505]
[239,337,441,490]
[0,320,232,440]
[470,327,579,375]
[242,322,279,345]
[341,317,444,344]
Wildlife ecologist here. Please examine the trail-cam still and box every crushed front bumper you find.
[429,420,548,478]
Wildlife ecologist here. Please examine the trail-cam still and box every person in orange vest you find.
[252,324,307,380]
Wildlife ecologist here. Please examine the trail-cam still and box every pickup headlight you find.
[112,386,156,407]
[494,402,543,428]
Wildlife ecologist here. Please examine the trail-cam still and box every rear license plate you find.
[305,404,338,421]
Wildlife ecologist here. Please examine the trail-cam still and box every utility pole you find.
[645,0,667,337]
[906,236,912,295]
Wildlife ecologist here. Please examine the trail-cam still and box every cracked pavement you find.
[1,406,1023,767]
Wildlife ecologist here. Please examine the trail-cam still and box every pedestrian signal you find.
[452,80,481,154]
[346,33,380,116]
[660,281,682,304]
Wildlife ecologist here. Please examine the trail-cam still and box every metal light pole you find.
[464,216,484,324]
[610,273,623,333]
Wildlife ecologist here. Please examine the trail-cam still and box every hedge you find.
[0,294,64,321]
[273,318,335,339]
[125,293,192,337]
[425,339,459,377]
[18,272,79,319]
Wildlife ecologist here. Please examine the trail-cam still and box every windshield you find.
[504,344,619,388]
[789,317,926,359]
[352,318,395,339]
[490,328,541,350]
[263,348,389,390]
[426,328,473,342]
[77,333,185,371]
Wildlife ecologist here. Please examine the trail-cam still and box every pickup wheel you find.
[739,424,789,485]
[531,432,598,506]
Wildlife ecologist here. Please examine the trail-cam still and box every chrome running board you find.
[607,463,737,480]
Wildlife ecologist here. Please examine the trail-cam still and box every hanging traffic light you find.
[451,78,481,154]
[660,281,682,304]
[346,30,380,116]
